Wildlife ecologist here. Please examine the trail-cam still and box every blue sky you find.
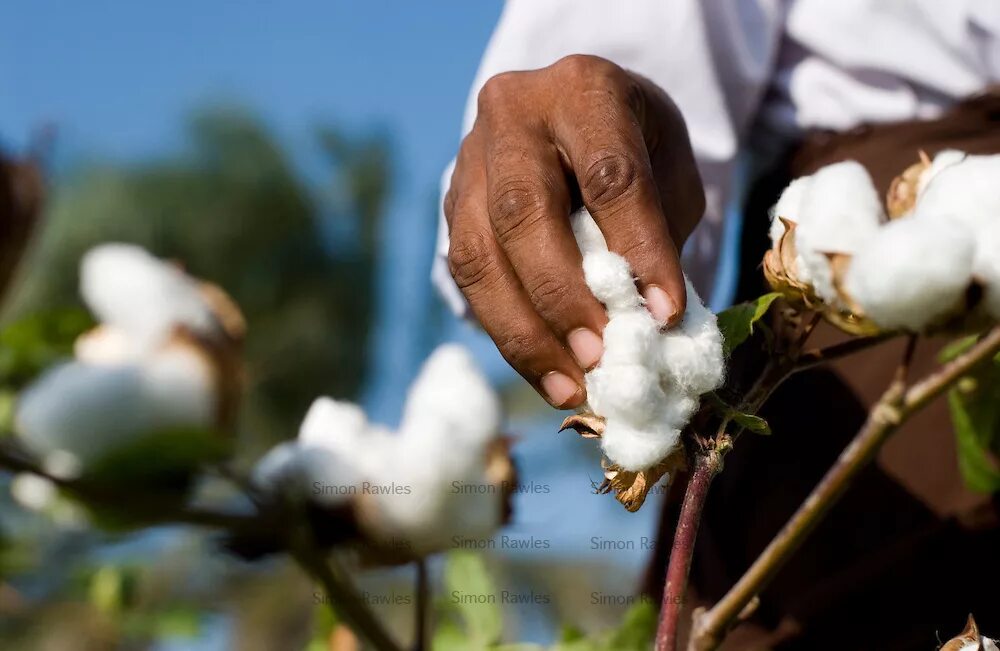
[1,0,510,421]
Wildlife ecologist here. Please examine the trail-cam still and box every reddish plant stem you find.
[656,448,724,651]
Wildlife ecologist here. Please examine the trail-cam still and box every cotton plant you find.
[560,208,725,511]
[765,151,1000,334]
[252,344,515,560]
[14,244,245,481]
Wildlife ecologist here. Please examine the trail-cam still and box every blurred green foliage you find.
[5,108,392,453]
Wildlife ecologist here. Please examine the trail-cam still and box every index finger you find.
[551,82,689,326]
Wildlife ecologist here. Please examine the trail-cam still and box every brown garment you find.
[646,91,1000,650]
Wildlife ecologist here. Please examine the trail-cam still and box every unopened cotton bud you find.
[845,216,975,331]
[81,244,220,352]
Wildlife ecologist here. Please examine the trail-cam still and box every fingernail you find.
[568,328,603,370]
[643,285,678,326]
[541,371,583,408]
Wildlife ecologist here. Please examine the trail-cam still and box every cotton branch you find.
[689,327,1000,650]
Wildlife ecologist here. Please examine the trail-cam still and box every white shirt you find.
[433,0,1000,315]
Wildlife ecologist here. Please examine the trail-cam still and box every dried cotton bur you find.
[15,244,244,482]
[252,344,515,561]
[561,208,725,512]
[941,615,1000,651]
[766,151,1000,335]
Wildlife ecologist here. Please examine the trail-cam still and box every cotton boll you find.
[15,351,215,473]
[582,251,641,312]
[973,219,1000,319]
[399,344,501,447]
[769,175,812,245]
[845,216,976,331]
[81,244,219,352]
[600,420,682,472]
[917,155,1000,232]
[794,161,886,303]
[585,365,665,422]
[600,311,658,366]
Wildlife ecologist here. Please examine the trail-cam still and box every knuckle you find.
[527,274,571,316]
[552,53,603,78]
[494,329,544,372]
[477,71,519,113]
[581,152,642,210]
[488,178,548,243]
[448,230,498,290]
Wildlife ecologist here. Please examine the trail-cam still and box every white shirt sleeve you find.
[433,0,784,317]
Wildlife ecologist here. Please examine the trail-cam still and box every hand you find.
[444,55,705,408]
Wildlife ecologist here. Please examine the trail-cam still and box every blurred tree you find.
[4,108,392,452]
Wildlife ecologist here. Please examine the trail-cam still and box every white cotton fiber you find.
[585,364,664,422]
[916,149,966,196]
[570,207,725,471]
[600,311,658,366]
[16,346,216,476]
[81,244,219,352]
[250,343,508,556]
[658,280,725,396]
[917,154,1000,233]
[599,421,682,473]
[792,161,886,303]
[845,216,976,331]
[398,343,501,448]
[582,251,642,312]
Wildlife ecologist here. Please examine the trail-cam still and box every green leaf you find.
[717,293,781,357]
[442,552,502,648]
[948,361,1000,493]
[939,335,979,363]
[706,393,771,436]
[433,619,476,651]
[0,309,93,388]
[731,411,772,435]
[606,602,657,651]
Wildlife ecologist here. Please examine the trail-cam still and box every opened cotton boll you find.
[15,345,217,478]
[81,244,228,354]
[789,162,885,304]
[845,216,976,331]
[567,207,725,480]
[249,343,514,560]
